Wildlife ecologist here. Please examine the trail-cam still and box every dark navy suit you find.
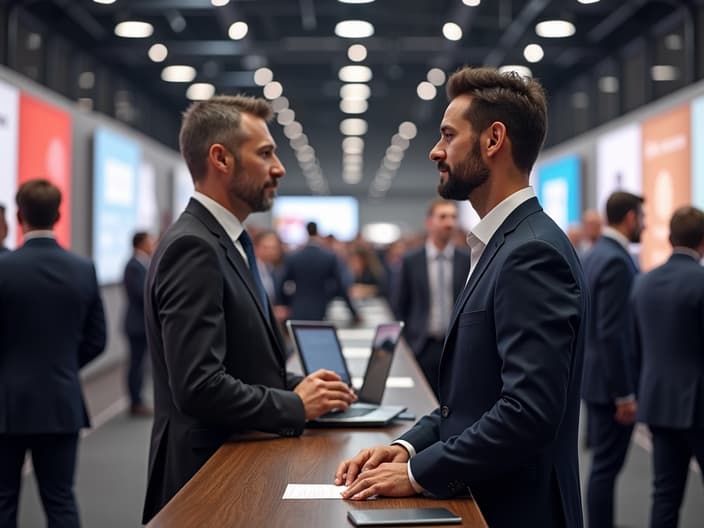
[0,236,106,527]
[399,198,586,528]
[123,255,148,407]
[391,245,469,395]
[279,242,358,320]
[581,235,639,528]
[631,251,704,528]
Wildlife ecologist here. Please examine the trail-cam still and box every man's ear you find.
[208,144,232,174]
[485,121,507,158]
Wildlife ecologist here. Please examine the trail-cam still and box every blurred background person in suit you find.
[347,242,388,300]
[631,205,704,528]
[0,203,8,254]
[278,221,360,322]
[0,179,106,528]
[581,209,603,255]
[123,231,156,417]
[582,191,644,528]
[391,199,469,397]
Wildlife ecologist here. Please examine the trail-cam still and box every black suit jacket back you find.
[0,237,106,433]
[123,255,147,338]
[142,199,305,523]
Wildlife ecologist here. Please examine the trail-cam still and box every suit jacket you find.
[631,252,704,428]
[581,236,639,404]
[0,237,106,434]
[123,255,147,338]
[399,198,586,528]
[142,199,305,523]
[279,242,358,320]
[0,246,8,255]
[391,245,469,355]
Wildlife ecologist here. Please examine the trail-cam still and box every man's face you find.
[426,204,457,245]
[226,113,285,214]
[255,233,281,264]
[628,206,645,243]
[429,95,490,200]
[0,210,7,244]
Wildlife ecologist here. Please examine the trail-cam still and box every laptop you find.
[286,320,406,426]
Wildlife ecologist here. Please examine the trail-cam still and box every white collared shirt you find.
[23,230,56,242]
[465,186,536,281]
[601,226,630,251]
[672,247,701,261]
[425,239,455,338]
[192,191,248,264]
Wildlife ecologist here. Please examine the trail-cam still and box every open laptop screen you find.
[358,322,404,404]
[289,323,352,385]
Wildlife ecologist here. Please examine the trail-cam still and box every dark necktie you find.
[238,230,270,320]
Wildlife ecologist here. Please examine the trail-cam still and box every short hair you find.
[446,66,548,173]
[16,179,61,229]
[605,191,644,225]
[669,206,704,249]
[179,95,273,183]
[0,203,5,215]
[426,198,457,218]
[306,221,318,236]
[132,231,150,249]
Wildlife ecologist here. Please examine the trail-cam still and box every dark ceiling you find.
[11,0,700,198]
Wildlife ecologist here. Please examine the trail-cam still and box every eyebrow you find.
[440,124,456,134]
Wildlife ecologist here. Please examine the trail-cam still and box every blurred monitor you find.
[272,195,358,245]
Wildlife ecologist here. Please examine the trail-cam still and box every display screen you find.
[535,155,581,231]
[0,80,19,249]
[596,123,642,217]
[272,195,359,245]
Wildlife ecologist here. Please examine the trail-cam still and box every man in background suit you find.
[391,199,469,396]
[0,179,106,528]
[123,231,155,416]
[0,203,8,254]
[582,191,644,528]
[278,221,360,322]
[142,95,356,523]
[631,206,704,528]
[336,67,587,528]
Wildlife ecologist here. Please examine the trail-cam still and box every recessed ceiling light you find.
[283,121,303,139]
[340,83,371,100]
[93,0,116,4]
[398,121,417,140]
[664,34,683,51]
[598,76,619,93]
[161,65,196,82]
[462,0,481,5]
[442,22,463,41]
[651,65,679,81]
[416,81,437,100]
[114,21,153,38]
[187,83,215,101]
[523,43,544,63]
[148,43,168,63]
[276,109,295,126]
[391,134,410,150]
[347,44,368,62]
[228,21,248,40]
[535,20,575,38]
[427,68,446,86]
[271,96,289,112]
[577,0,599,4]
[263,81,283,99]
[340,118,368,136]
[338,65,372,83]
[335,20,375,38]
[339,0,375,4]
[342,136,364,153]
[340,99,368,114]
[571,92,589,109]
[253,67,274,86]
[290,134,308,149]
[211,0,230,5]
[498,65,533,78]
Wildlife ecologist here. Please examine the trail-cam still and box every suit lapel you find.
[185,199,286,364]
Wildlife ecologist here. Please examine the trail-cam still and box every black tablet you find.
[347,508,462,526]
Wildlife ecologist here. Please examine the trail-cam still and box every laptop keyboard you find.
[323,407,373,419]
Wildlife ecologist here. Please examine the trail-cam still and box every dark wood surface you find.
[147,335,488,528]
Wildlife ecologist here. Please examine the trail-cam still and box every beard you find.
[437,137,490,200]
[227,159,278,213]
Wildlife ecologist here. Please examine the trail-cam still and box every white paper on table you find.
[351,376,415,389]
[282,484,347,499]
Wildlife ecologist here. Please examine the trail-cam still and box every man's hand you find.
[294,369,357,420]
[335,444,409,486]
[614,400,637,425]
[340,463,416,500]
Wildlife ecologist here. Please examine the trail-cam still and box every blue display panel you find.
[92,127,141,284]
[272,196,359,246]
[536,155,581,231]
[692,97,704,210]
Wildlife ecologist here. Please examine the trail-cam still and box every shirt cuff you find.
[391,439,416,457]
[615,394,635,404]
[391,440,424,494]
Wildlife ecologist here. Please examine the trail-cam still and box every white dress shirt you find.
[192,191,248,265]
[23,230,56,242]
[425,240,455,338]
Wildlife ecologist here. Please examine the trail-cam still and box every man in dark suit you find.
[122,231,155,416]
[391,199,469,396]
[0,203,9,254]
[278,221,360,321]
[582,191,644,528]
[0,179,106,528]
[336,67,586,528]
[142,95,356,523]
[631,206,704,528]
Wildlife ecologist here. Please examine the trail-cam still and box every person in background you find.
[278,221,360,322]
[391,199,469,397]
[123,231,156,417]
[337,67,586,528]
[347,243,388,300]
[253,229,284,305]
[631,206,704,528]
[582,191,644,528]
[142,95,355,523]
[580,209,602,255]
[0,179,106,528]
[0,203,9,254]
